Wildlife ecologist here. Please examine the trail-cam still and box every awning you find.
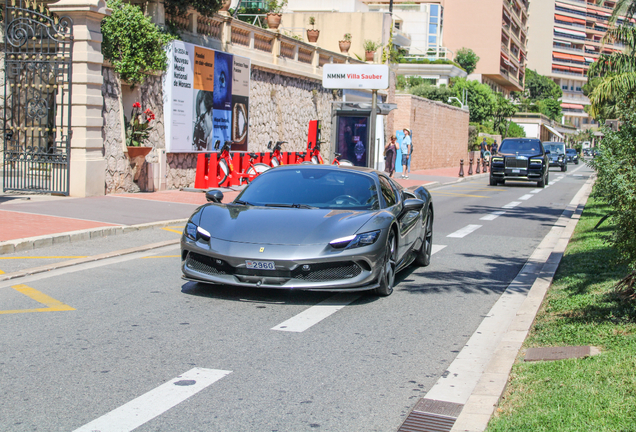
[568,66,585,72]
[585,44,596,50]
[554,39,572,45]
[553,51,570,60]
[554,27,586,37]
[556,1,587,12]
[561,103,585,109]
[555,14,586,25]
[585,57,595,62]
[544,124,564,140]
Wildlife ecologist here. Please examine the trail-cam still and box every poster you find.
[336,116,369,167]
[163,41,251,152]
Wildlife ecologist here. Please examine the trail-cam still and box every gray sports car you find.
[181,165,434,296]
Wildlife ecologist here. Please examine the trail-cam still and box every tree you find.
[511,69,562,121]
[165,0,225,17]
[455,48,480,74]
[492,94,518,138]
[450,78,495,124]
[410,84,454,103]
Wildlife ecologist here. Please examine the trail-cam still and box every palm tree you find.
[587,1,636,118]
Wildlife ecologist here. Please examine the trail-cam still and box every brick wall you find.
[391,94,470,171]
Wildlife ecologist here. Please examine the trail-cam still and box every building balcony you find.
[553,42,584,53]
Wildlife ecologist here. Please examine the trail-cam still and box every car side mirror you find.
[205,190,224,203]
[402,198,425,213]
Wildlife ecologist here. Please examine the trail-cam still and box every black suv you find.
[490,138,549,188]
[543,142,567,172]
[566,148,579,165]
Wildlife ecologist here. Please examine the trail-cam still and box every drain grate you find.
[398,398,464,432]
[525,346,599,362]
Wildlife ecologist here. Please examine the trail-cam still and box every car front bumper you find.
[180,234,386,291]
[490,157,545,182]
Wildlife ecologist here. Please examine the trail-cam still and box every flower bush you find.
[125,102,155,147]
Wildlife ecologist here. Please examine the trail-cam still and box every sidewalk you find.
[0,165,483,254]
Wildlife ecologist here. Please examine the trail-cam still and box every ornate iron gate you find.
[3,0,73,195]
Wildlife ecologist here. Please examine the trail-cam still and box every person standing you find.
[492,139,498,155]
[384,135,398,177]
[401,129,412,179]
[480,137,487,159]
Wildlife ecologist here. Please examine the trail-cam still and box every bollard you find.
[459,159,464,177]
[468,157,474,175]
[476,158,481,174]
[483,158,488,173]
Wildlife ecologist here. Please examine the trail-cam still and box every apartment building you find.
[442,0,529,95]
[526,0,624,129]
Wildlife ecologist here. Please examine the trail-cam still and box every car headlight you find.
[185,221,211,241]
[330,230,381,249]
[530,158,542,163]
[492,157,504,162]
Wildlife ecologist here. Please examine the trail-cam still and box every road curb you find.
[0,219,187,256]
[0,238,180,282]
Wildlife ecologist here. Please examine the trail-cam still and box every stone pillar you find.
[48,0,110,197]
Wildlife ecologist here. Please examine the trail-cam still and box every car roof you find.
[272,164,378,177]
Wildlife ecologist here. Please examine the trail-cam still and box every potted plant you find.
[266,0,287,30]
[306,16,319,42]
[363,40,380,62]
[339,33,352,53]
[125,102,155,159]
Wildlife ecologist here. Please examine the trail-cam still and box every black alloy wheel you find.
[415,207,433,267]
[375,230,396,296]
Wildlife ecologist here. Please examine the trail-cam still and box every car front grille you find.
[186,252,361,282]
[505,157,528,169]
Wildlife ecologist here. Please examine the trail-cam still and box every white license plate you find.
[512,169,521,174]
[246,260,275,270]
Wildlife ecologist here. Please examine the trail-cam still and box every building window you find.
[429,35,437,44]
[429,23,437,34]
[430,4,439,17]
[562,85,568,90]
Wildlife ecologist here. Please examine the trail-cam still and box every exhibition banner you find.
[163,41,251,152]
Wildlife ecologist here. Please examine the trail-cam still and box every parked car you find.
[490,138,549,187]
[543,142,567,172]
[181,165,434,297]
[566,148,579,165]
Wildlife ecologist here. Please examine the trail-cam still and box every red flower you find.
[133,102,141,108]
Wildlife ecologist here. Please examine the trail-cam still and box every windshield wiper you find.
[234,200,253,206]
[264,203,317,209]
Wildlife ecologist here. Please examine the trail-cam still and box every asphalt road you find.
[0,163,594,431]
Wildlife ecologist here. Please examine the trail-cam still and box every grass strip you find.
[486,195,636,432]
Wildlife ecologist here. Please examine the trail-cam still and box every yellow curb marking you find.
[162,226,184,235]
[0,270,4,275]
[0,284,75,315]
[430,191,489,198]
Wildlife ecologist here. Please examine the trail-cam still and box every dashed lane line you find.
[430,191,489,198]
[271,245,447,333]
[72,368,231,432]
[502,201,521,209]
[480,211,506,221]
[447,225,482,238]
[519,194,534,201]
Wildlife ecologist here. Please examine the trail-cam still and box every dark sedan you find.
[181,165,434,297]
[489,138,549,187]
[543,142,567,172]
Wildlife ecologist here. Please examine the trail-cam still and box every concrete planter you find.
[339,40,351,53]
[266,13,282,29]
[307,29,320,43]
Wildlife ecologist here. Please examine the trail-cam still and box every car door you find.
[379,175,421,261]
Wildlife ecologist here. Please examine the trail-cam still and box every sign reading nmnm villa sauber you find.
[163,40,251,153]
[322,64,389,90]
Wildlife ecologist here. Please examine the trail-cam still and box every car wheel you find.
[538,171,546,188]
[499,179,505,186]
[489,175,498,186]
[415,207,433,267]
[561,164,566,172]
[545,170,549,185]
[375,230,396,297]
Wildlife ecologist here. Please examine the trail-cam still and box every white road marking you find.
[272,245,448,333]
[502,201,521,209]
[518,194,533,201]
[447,224,482,238]
[73,368,231,432]
[480,211,506,221]
[272,293,361,332]
[530,188,542,194]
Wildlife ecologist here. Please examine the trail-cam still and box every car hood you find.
[198,204,378,245]
[497,151,544,158]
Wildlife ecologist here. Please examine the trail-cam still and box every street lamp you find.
[447,97,467,110]
[448,88,469,110]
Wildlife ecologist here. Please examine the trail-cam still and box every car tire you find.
[545,170,549,185]
[375,230,396,297]
[414,207,433,267]
[561,164,566,172]
[499,179,505,186]
[538,171,546,188]
[489,175,498,186]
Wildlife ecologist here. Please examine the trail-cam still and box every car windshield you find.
[566,149,577,154]
[543,143,565,154]
[236,168,380,210]
[499,140,543,154]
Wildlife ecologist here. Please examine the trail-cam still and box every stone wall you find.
[164,66,341,190]
[392,94,470,171]
[102,67,166,193]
